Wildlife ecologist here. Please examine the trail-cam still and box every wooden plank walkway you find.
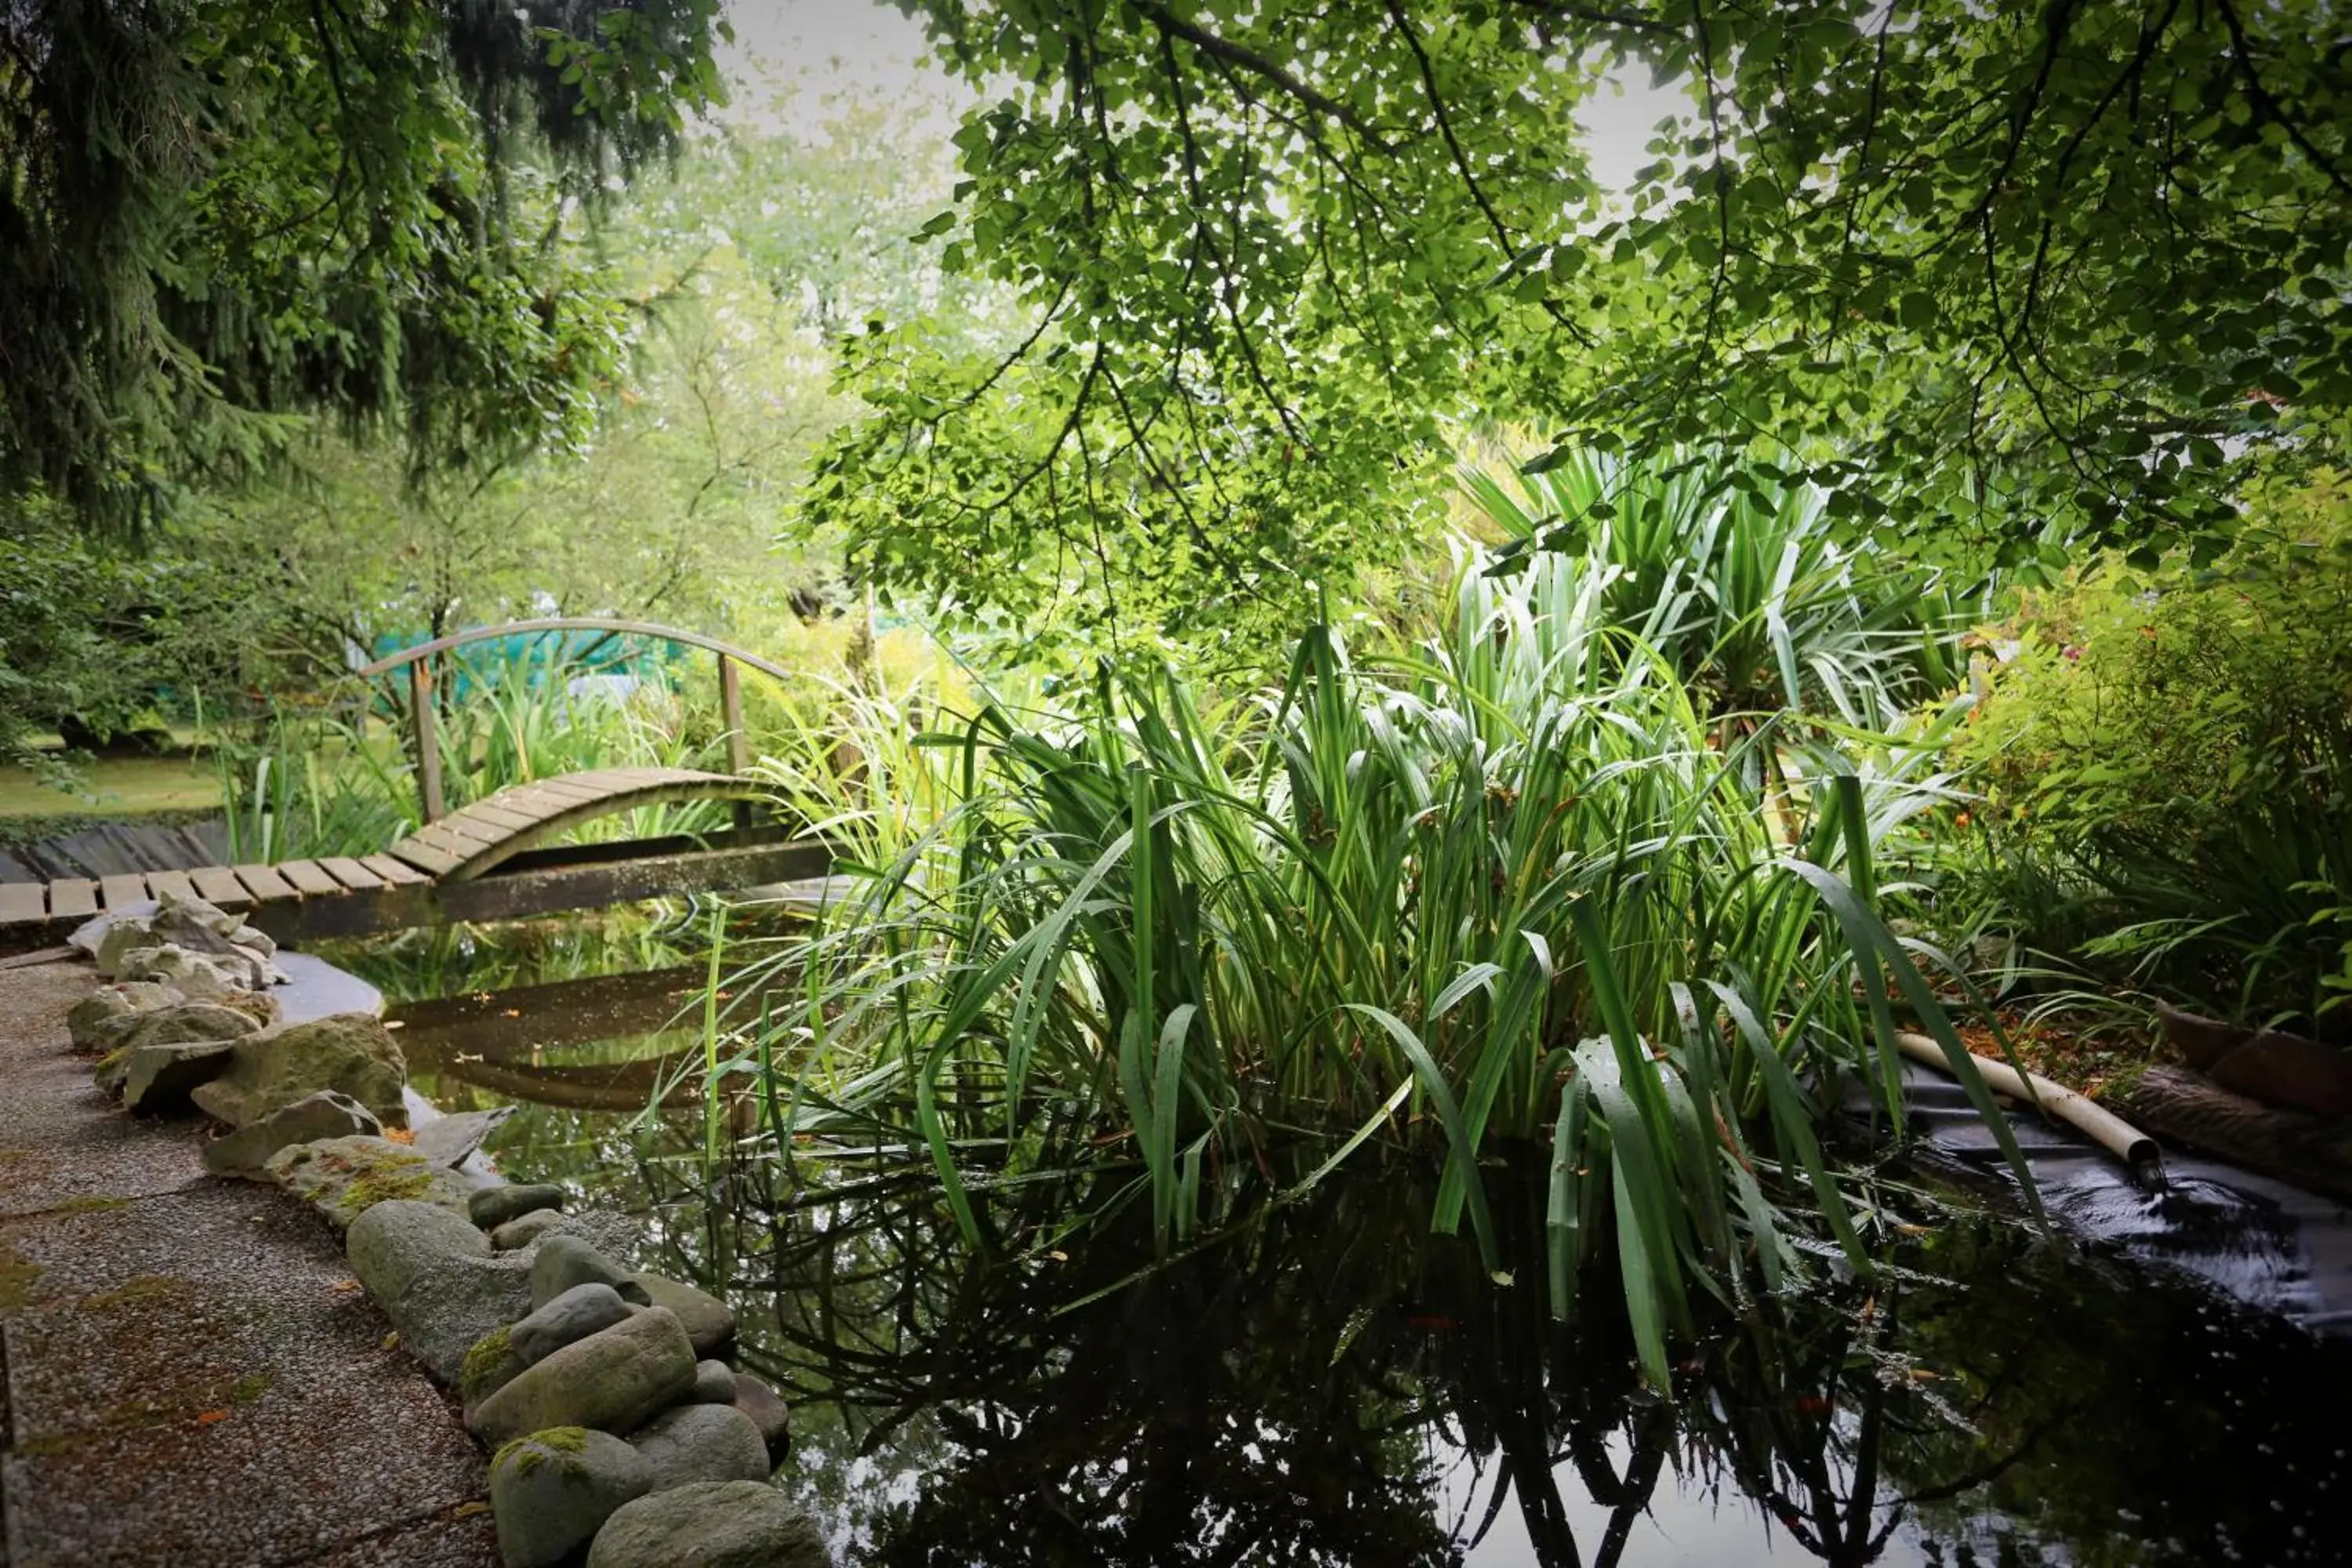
[0,768,817,946]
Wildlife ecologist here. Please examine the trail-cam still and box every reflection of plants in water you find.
[334,909,2349,1566]
[617,1148,2352,1568]
[324,906,713,1003]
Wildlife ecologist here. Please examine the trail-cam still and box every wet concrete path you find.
[0,956,496,1567]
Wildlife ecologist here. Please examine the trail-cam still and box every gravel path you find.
[0,956,497,1567]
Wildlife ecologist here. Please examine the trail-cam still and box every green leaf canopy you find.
[814,0,2350,633]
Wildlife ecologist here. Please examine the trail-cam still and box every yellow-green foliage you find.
[1949,472,2352,1025]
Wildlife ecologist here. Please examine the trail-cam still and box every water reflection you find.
[337,917,2352,1567]
[607,1147,2352,1568]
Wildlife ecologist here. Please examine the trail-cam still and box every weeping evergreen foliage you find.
[0,0,727,527]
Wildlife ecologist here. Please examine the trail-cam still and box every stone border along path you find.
[0,956,499,1566]
[2,892,833,1568]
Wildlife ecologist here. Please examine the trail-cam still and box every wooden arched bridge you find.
[0,620,833,944]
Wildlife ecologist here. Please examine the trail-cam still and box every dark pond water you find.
[321,909,2352,1568]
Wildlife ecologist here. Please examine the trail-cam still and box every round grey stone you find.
[490,1428,654,1568]
[631,1271,735,1356]
[492,1209,575,1251]
[347,1199,535,1385]
[532,1234,651,1310]
[625,1403,771,1490]
[463,1323,529,1414]
[473,1181,566,1230]
[585,1480,829,1568]
[731,1376,790,1456]
[690,1359,737,1404]
[511,1282,637,1367]
[466,1306,700,1446]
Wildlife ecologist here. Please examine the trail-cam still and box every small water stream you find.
[321,910,2352,1567]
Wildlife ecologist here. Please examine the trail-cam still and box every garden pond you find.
[318,909,2352,1568]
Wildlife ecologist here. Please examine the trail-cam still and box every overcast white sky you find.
[718,0,1686,190]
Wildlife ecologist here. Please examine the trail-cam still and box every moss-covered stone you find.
[495,1423,592,1478]
[263,1136,470,1229]
[337,1163,434,1216]
[462,1323,525,1406]
[489,1427,652,1568]
[191,1013,408,1130]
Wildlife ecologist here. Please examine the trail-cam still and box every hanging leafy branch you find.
[811,0,2349,636]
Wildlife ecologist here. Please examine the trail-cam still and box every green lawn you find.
[0,753,223,822]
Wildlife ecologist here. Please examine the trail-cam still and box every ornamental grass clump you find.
[729,546,2024,1384]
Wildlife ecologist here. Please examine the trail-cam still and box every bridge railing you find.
[354,619,793,822]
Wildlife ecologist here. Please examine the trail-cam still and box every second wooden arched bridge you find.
[0,619,835,944]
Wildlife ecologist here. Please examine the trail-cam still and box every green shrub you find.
[1949,474,2352,1033]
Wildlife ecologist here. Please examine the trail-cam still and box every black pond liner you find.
[1851,1058,2352,1334]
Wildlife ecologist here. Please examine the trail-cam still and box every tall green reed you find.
[729,545,2029,1385]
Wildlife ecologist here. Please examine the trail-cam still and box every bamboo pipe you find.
[1894,1030,2163,1173]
